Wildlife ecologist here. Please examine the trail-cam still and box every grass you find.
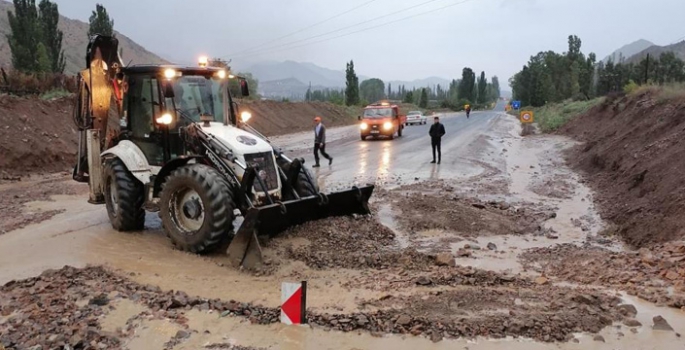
[532,98,604,132]
[655,83,685,103]
[40,89,73,100]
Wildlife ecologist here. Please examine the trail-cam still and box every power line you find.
[224,0,449,59]
[227,0,380,57]
[230,0,477,60]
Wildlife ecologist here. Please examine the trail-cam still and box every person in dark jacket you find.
[428,116,446,164]
[313,116,333,167]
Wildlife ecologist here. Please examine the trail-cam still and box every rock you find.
[487,242,497,250]
[499,203,511,210]
[464,244,481,250]
[435,253,455,267]
[665,270,680,281]
[175,329,191,339]
[617,304,638,317]
[534,276,549,285]
[652,316,674,331]
[88,293,109,306]
[410,324,423,335]
[396,314,412,326]
[456,249,472,257]
[430,331,443,342]
[338,318,352,324]
[355,315,369,326]
[472,203,486,209]
[593,335,605,342]
[415,276,432,286]
[573,294,597,305]
[546,233,559,239]
[623,318,642,327]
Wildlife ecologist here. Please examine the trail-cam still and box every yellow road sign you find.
[520,110,534,123]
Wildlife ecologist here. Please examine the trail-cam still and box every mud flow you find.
[1,110,684,349]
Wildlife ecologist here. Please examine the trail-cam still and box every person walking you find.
[313,116,333,167]
[428,116,446,164]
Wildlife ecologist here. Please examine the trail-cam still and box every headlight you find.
[360,123,368,130]
[156,112,173,125]
[383,121,393,130]
[198,56,208,67]
[217,69,227,79]
[163,68,176,80]
[241,111,252,123]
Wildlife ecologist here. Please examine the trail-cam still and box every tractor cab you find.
[116,65,248,166]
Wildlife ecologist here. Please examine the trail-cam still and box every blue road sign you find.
[512,100,521,109]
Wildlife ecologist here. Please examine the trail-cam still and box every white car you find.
[406,111,427,125]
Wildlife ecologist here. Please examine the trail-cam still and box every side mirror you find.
[357,116,362,121]
[163,81,175,98]
[240,79,250,97]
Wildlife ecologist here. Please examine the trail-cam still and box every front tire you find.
[103,157,145,231]
[398,125,403,137]
[160,164,235,254]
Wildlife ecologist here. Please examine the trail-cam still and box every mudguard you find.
[227,184,375,269]
[101,140,153,184]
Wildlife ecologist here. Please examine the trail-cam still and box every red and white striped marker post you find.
[281,281,307,325]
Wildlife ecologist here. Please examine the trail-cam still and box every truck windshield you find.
[363,107,393,118]
[171,76,227,123]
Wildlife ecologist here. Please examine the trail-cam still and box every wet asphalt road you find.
[295,101,510,188]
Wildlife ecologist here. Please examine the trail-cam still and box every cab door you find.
[122,74,165,165]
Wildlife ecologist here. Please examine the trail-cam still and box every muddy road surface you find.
[1,102,684,349]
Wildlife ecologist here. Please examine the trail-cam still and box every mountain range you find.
[602,39,654,63]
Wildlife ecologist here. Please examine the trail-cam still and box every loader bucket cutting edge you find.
[226,184,374,270]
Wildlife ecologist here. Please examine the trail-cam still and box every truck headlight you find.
[241,111,252,123]
[360,123,368,130]
[156,112,173,125]
[383,121,392,130]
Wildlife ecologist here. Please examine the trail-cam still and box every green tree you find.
[403,91,413,103]
[6,0,41,73]
[477,71,487,104]
[345,60,360,106]
[88,3,114,37]
[419,88,428,108]
[36,42,51,72]
[38,0,65,73]
[359,78,385,103]
[458,67,476,102]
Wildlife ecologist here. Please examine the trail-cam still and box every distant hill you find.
[0,0,167,75]
[243,60,368,88]
[245,60,455,99]
[626,40,685,64]
[259,77,330,100]
[603,39,654,63]
[388,76,452,90]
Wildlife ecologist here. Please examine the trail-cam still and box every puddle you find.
[377,203,409,249]
[100,299,148,334]
[125,318,182,350]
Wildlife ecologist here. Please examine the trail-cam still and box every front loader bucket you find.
[227,184,374,270]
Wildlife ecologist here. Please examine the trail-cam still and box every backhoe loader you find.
[72,35,374,269]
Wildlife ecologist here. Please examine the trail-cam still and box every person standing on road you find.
[428,116,446,164]
[313,116,333,167]
[465,104,471,119]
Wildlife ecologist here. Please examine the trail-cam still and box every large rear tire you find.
[398,125,403,137]
[103,157,145,231]
[159,164,235,254]
[280,160,319,199]
[294,166,319,197]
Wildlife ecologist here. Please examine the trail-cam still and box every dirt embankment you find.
[0,96,357,177]
[0,95,78,177]
[560,89,685,248]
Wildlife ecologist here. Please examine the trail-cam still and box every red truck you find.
[358,101,406,141]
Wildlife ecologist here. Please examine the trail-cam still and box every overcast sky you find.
[51,0,685,84]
